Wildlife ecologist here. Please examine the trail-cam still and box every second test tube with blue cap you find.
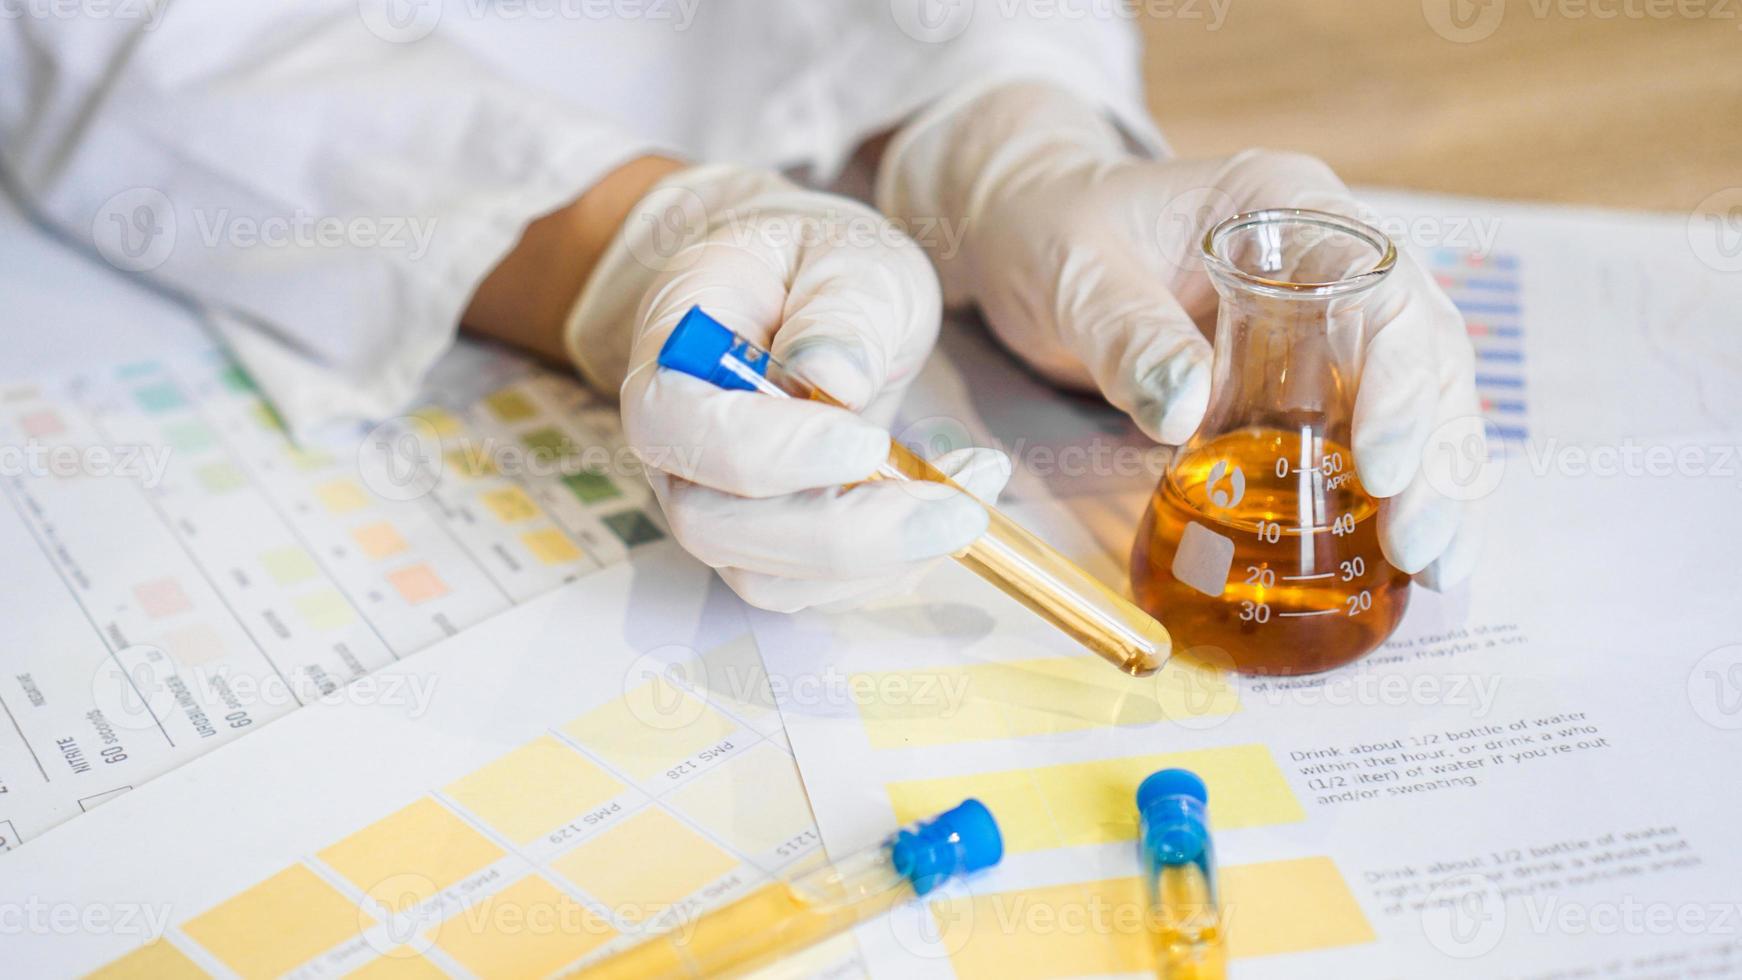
[1138,769,1226,979]
[579,799,1002,978]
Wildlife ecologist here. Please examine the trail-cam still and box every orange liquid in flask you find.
[1130,208,1414,675]
[1132,427,1409,675]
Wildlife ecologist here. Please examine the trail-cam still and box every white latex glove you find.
[566,164,1012,612]
[878,82,1482,589]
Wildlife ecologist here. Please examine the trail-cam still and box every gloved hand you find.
[878,82,1482,589]
[565,164,1012,612]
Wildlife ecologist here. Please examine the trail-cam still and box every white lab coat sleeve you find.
[0,5,657,434]
[821,2,1166,178]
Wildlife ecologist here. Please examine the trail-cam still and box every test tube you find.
[656,307,1172,677]
[577,799,1002,978]
[1137,769,1226,980]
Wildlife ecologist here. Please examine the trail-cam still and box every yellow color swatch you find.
[934,876,1149,978]
[295,591,356,630]
[483,388,538,423]
[317,798,504,906]
[411,406,462,436]
[288,447,333,471]
[443,736,625,844]
[181,865,369,980]
[664,744,814,860]
[854,655,1238,749]
[344,950,448,980]
[87,940,209,980]
[886,744,1300,853]
[562,680,738,780]
[480,486,539,523]
[430,875,615,977]
[352,521,408,560]
[522,528,584,565]
[260,546,320,585]
[316,479,370,514]
[933,857,1374,977]
[550,807,739,922]
[444,447,497,478]
[1220,857,1376,957]
[194,462,247,493]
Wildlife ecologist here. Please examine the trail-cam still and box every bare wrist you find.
[462,154,686,363]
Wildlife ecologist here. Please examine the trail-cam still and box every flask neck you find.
[1192,286,1367,449]
[1186,209,1396,450]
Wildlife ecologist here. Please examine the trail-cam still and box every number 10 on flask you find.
[1131,210,1412,676]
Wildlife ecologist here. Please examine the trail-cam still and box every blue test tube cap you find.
[890,798,1004,896]
[1137,769,1210,866]
[657,306,761,392]
[1136,768,1207,812]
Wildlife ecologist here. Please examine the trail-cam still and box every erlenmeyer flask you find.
[1131,209,1411,676]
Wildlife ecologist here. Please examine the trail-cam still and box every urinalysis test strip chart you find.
[87,652,821,979]
[5,546,860,980]
[0,342,667,848]
[1428,247,1529,444]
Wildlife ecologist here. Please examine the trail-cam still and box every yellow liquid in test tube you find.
[658,307,1172,677]
[1151,863,1226,980]
[576,879,904,979]
[877,436,1171,675]
[1138,769,1225,980]
[576,799,1002,979]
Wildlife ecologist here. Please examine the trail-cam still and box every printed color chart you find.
[1429,248,1529,444]
[108,692,810,979]
[0,342,666,847]
[7,546,857,980]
